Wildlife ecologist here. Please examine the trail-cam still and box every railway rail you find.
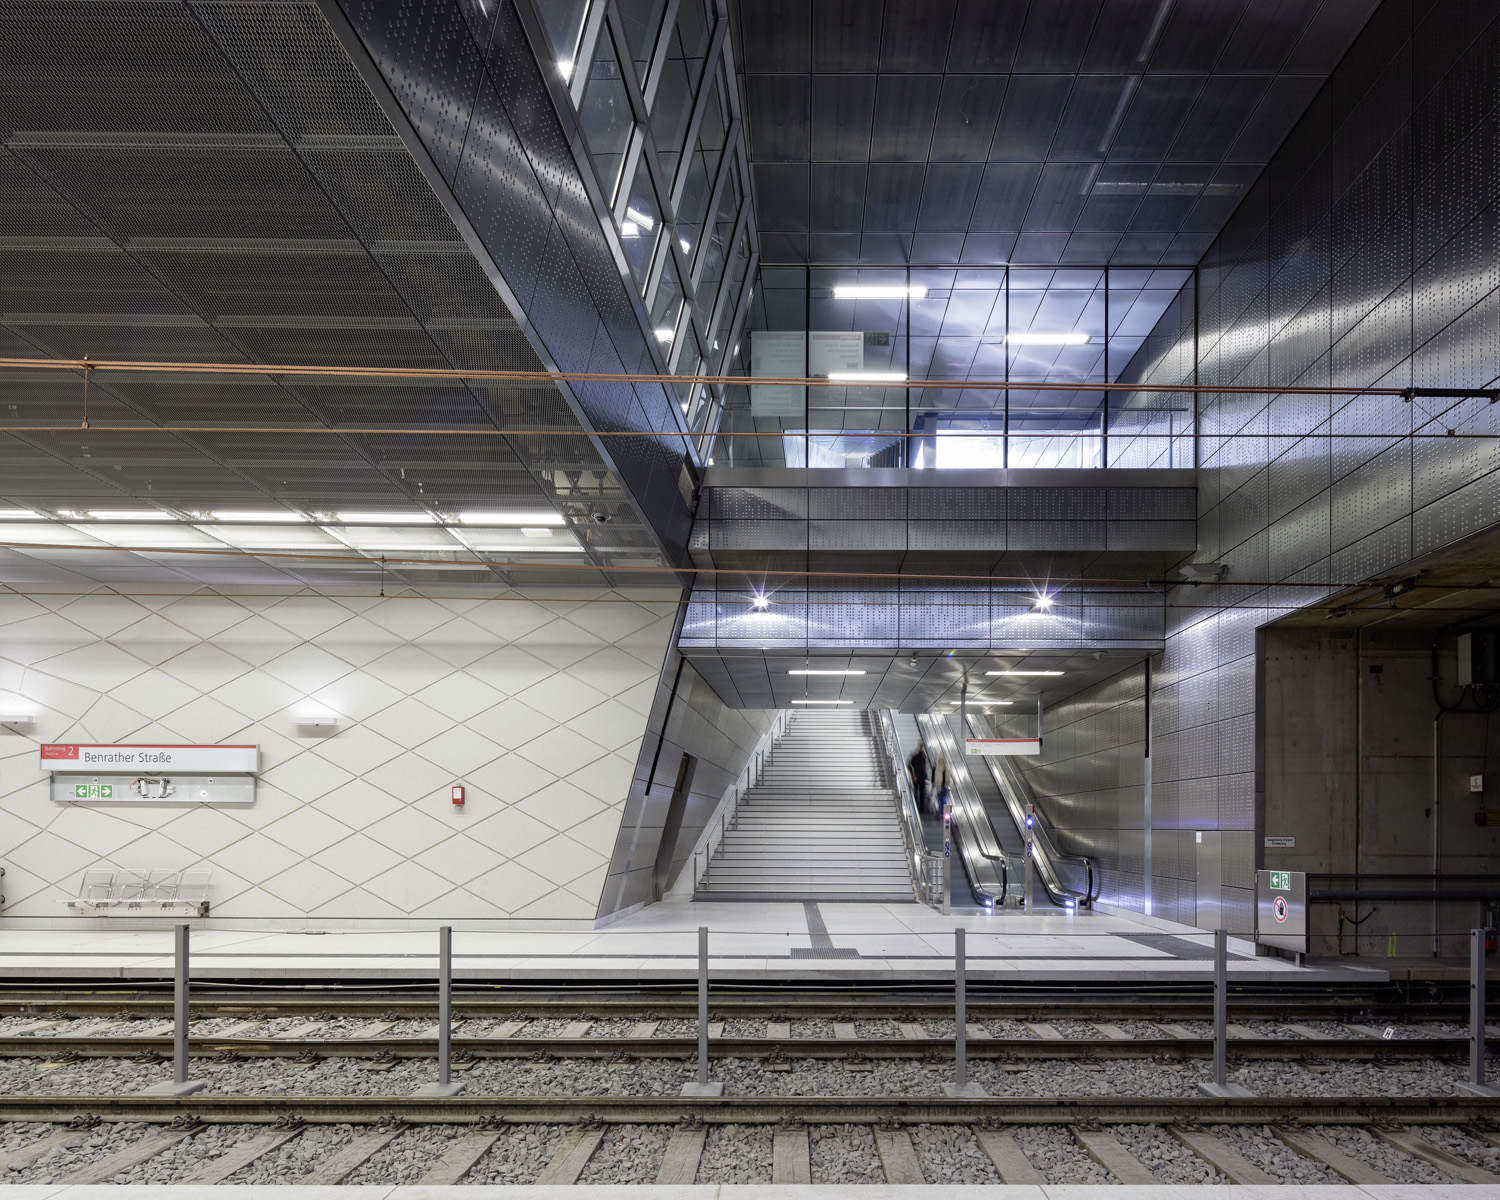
[1,1094,1499,1186]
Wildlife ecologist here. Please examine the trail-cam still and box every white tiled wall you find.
[0,587,676,922]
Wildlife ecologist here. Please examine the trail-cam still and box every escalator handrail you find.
[875,709,941,908]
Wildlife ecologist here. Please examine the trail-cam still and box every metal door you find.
[1194,830,1222,930]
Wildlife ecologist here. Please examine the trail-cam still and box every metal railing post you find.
[943,927,985,1096]
[173,923,189,1084]
[413,925,464,1096]
[954,928,967,1087]
[1213,927,1227,1088]
[680,925,723,1095]
[1459,928,1500,1095]
[1198,928,1251,1097]
[139,923,204,1095]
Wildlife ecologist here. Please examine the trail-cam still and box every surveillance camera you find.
[590,511,612,525]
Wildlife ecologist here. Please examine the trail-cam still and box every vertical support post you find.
[681,925,723,1095]
[140,923,203,1095]
[943,927,985,1096]
[954,927,967,1087]
[413,925,464,1095]
[173,922,189,1084]
[1198,927,1251,1097]
[1458,927,1499,1094]
[1473,928,1486,1087]
[1213,927,1227,1088]
[438,924,452,1088]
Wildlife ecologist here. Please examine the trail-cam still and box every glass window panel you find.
[651,0,712,184]
[650,255,684,337]
[578,34,634,200]
[676,71,728,256]
[695,170,740,312]
[708,223,751,359]
[541,0,591,83]
[618,151,661,287]
[616,0,666,84]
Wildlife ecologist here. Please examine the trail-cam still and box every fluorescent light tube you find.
[333,511,435,524]
[210,511,308,523]
[456,511,566,526]
[0,509,42,519]
[986,670,1065,676]
[827,370,907,382]
[87,509,171,520]
[791,699,854,705]
[832,284,928,300]
[654,327,675,342]
[787,669,867,676]
[1006,331,1090,345]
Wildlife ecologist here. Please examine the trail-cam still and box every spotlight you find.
[1032,593,1054,611]
[750,594,770,610]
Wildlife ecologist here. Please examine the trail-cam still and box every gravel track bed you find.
[790,1019,835,1038]
[909,1124,1001,1183]
[6,1122,149,1183]
[1217,1124,1339,1183]
[0,1051,1478,1098]
[982,1018,1035,1038]
[696,1123,770,1183]
[225,1123,353,1185]
[1168,1019,1214,1037]
[1012,1124,1112,1184]
[1114,1123,1224,1183]
[809,1124,882,1184]
[1419,1124,1500,1172]
[1291,1020,1354,1037]
[0,1121,58,1153]
[517,1019,575,1038]
[1313,1124,1452,1183]
[463,1124,562,1184]
[1231,1019,1291,1038]
[720,1018,763,1037]
[578,1123,669,1183]
[114,1122,263,1184]
[854,1019,901,1037]
[345,1125,466,1185]
[654,1018,699,1038]
[1117,1020,1168,1038]
[584,1018,636,1038]
[1049,1019,1102,1038]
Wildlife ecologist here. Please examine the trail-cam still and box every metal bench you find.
[66,867,211,916]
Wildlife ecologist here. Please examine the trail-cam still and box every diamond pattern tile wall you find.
[0,587,675,921]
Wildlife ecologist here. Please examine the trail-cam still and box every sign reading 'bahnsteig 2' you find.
[39,744,258,774]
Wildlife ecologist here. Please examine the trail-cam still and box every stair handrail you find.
[674,706,792,898]
[876,709,944,909]
[965,711,1099,907]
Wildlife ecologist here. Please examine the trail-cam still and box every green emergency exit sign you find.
[1268,870,1291,891]
[73,784,112,799]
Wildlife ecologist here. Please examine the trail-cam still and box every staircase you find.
[694,708,914,901]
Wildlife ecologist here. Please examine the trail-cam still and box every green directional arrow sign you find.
[1269,870,1291,891]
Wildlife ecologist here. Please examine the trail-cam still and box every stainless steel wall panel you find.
[809,518,906,550]
[809,486,905,520]
[906,520,1002,550]
[1007,520,1105,550]
[1412,470,1500,557]
[1268,492,1331,579]
[1106,520,1196,549]
[714,486,809,520]
[1009,487,1105,520]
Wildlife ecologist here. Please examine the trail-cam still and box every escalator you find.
[964,711,1099,908]
[912,713,1011,910]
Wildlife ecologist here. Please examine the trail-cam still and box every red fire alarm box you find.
[451,785,465,807]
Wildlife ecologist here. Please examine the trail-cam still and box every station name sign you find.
[39,744,258,774]
[965,738,1042,756]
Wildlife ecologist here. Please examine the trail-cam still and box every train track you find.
[0,1033,1475,1061]
[2,1094,1499,1186]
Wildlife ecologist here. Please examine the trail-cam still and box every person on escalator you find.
[908,741,930,815]
[933,752,950,817]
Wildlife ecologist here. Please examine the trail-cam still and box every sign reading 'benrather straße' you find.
[39,744,258,774]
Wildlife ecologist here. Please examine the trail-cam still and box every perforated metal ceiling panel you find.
[733,0,1379,266]
[0,0,671,590]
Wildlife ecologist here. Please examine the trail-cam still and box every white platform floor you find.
[0,1185,1489,1197]
[0,901,1383,983]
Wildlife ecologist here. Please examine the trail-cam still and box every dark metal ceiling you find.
[732,0,1379,266]
[0,0,670,592]
[683,646,1149,709]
